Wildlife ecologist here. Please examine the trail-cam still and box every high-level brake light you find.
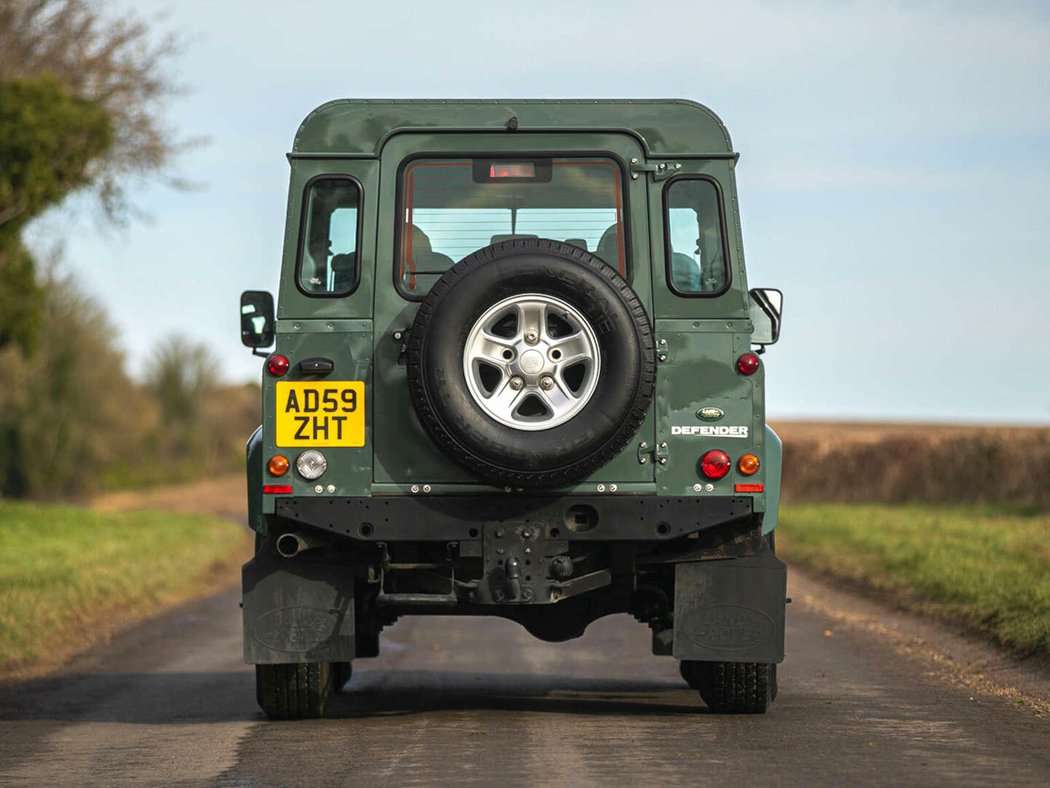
[489,162,536,178]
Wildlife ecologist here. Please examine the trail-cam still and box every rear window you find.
[398,157,627,297]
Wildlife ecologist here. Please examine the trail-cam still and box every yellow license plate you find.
[275,381,365,447]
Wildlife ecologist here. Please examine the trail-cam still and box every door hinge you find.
[637,441,669,466]
[629,158,682,182]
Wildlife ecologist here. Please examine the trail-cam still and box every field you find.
[772,421,1050,510]
[0,499,251,683]
[773,421,1050,655]
[778,503,1050,654]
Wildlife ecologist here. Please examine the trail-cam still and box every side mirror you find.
[240,290,275,349]
[748,288,783,346]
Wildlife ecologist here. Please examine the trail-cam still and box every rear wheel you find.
[255,662,332,720]
[685,661,773,714]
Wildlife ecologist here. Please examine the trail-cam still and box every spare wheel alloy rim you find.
[462,293,601,431]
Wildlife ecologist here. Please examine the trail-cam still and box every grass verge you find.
[0,500,251,683]
[778,503,1050,656]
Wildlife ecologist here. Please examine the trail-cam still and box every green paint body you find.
[243,101,786,672]
[252,99,778,522]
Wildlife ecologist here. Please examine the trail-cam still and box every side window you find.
[664,178,728,295]
[298,177,361,295]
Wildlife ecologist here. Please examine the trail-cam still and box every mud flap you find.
[672,544,786,663]
[242,554,355,664]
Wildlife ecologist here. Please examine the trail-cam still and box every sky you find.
[25,0,1050,424]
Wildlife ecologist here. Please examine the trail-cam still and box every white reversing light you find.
[296,450,327,480]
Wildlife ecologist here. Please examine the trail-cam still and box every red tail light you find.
[699,450,731,479]
[736,353,760,376]
[267,354,290,376]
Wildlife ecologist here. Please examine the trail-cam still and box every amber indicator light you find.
[267,455,290,476]
[738,453,760,476]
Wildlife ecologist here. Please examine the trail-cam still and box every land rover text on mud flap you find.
[239,100,786,719]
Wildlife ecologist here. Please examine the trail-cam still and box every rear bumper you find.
[274,493,755,542]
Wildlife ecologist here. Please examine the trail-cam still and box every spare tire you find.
[406,238,655,488]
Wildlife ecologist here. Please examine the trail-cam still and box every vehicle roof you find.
[292,99,733,158]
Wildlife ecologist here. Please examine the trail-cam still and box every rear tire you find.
[689,661,773,714]
[255,662,332,719]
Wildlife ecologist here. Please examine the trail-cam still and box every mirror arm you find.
[252,347,270,358]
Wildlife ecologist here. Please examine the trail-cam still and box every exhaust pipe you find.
[275,531,324,558]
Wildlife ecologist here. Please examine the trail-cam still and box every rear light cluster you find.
[265,450,329,493]
[698,449,763,493]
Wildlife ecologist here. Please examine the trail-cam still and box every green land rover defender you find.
[239,99,786,719]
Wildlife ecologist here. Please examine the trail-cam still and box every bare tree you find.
[0,0,193,222]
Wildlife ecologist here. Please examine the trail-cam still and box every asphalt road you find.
[1,574,1048,788]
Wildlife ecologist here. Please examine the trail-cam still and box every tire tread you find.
[255,662,331,720]
[686,660,772,714]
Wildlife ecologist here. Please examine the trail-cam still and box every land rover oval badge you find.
[697,406,724,421]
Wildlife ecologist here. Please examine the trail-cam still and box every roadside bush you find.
[779,425,1050,511]
[0,276,259,499]
[0,274,152,497]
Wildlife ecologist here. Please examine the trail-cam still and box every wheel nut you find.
[540,376,554,391]
[509,376,524,390]
[524,330,539,345]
